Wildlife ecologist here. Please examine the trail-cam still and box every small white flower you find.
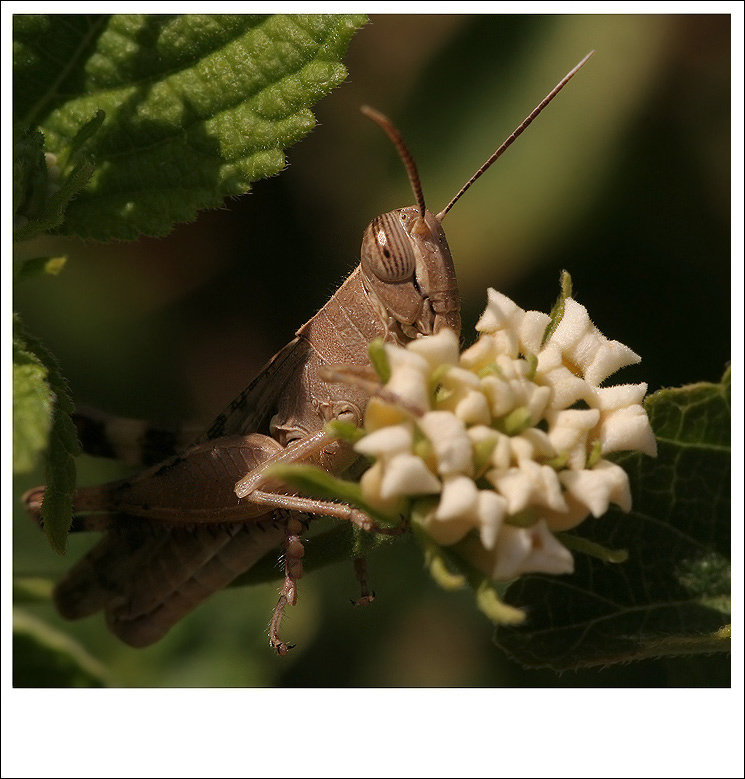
[597,405,658,457]
[417,477,507,549]
[437,367,492,425]
[476,490,507,549]
[476,288,522,334]
[406,327,460,368]
[418,411,474,477]
[383,344,431,410]
[546,298,641,386]
[536,346,589,409]
[546,408,601,470]
[460,335,498,372]
[379,453,441,500]
[462,520,574,581]
[480,374,516,418]
[360,461,402,514]
[518,310,552,355]
[453,389,492,426]
[559,460,632,516]
[488,460,567,514]
[353,423,413,459]
[586,384,657,456]
[436,474,480,521]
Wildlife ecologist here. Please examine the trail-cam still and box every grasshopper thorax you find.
[361,205,459,340]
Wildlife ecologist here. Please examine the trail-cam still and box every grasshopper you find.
[25,53,593,654]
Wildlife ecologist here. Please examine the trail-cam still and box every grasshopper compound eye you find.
[362,212,417,282]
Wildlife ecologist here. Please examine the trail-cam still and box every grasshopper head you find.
[359,53,594,343]
[360,205,460,341]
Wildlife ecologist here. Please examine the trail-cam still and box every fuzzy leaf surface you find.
[13,13,366,240]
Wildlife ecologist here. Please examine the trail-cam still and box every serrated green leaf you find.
[13,335,53,473]
[13,317,81,553]
[14,111,106,241]
[13,124,47,222]
[13,13,367,240]
[13,610,108,687]
[13,109,104,242]
[495,368,731,670]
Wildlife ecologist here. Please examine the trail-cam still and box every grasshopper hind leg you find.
[51,516,287,648]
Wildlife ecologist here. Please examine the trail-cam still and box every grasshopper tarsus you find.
[351,557,376,607]
[351,594,376,608]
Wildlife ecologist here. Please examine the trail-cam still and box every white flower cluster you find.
[355,288,657,582]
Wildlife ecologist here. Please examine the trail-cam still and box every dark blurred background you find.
[13,14,731,686]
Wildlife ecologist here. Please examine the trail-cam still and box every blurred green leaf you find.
[13,577,55,603]
[14,255,68,281]
[13,610,108,687]
[13,317,81,554]
[496,367,731,669]
[13,13,367,240]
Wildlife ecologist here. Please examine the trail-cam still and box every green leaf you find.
[13,124,47,225]
[13,610,108,687]
[13,332,53,473]
[13,13,367,240]
[13,317,81,553]
[13,577,55,603]
[495,368,731,670]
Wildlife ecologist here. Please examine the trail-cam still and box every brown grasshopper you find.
[25,53,593,653]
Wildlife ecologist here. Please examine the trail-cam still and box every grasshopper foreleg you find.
[248,489,403,536]
[235,428,405,537]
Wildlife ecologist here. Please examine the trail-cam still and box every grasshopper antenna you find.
[361,105,427,219]
[436,50,595,222]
